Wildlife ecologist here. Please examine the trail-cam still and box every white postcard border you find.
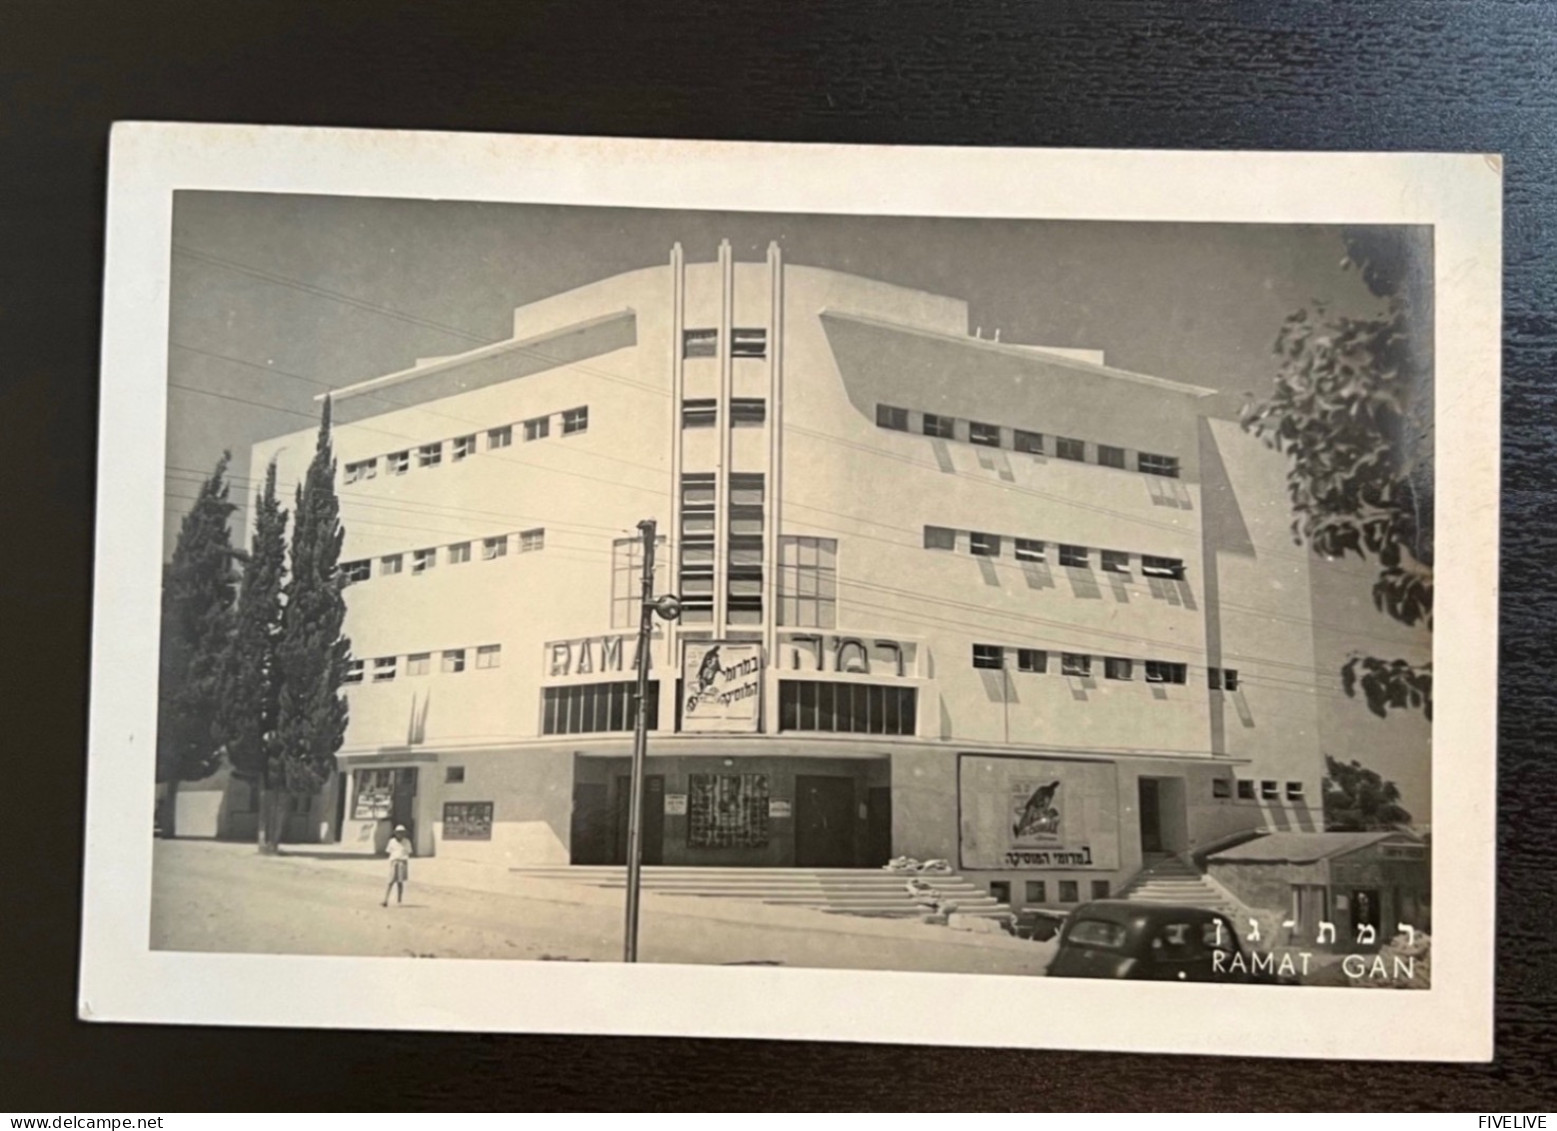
[82,124,1501,1060]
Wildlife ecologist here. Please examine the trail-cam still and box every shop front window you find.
[687,773,770,849]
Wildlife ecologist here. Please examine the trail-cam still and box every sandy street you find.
[150,840,1055,975]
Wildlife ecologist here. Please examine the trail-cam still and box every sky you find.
[163,192,1432,817]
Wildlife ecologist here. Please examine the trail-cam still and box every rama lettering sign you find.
[681,641,763,733]
[958,754,1120,870]
[776,633,917,678]
[543,633,646,678]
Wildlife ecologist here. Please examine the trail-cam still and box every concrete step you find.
[508,865,1009,920]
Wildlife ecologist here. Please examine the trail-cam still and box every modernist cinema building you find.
[226,239,1333,912]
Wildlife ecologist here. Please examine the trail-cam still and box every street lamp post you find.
[623,518,680,963]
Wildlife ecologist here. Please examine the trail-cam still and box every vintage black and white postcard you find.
[81,125,1500,1059]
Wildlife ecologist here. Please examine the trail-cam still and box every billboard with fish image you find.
[959,754,1121,870]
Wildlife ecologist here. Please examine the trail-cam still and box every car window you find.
[1150,921,1206,958]
[1067,920,1129,949]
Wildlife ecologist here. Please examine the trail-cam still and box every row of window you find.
[1217,779,1305,801]
[970,645,1236,689]
[678,472,767,625]
[682,397,767,428]
[778,680,917,735]
[682,327,767,359]
[341,406,589,484]
[925,525,1186,579]
[345,644,502,684]
[877,403,1181,478]
[339,529,545,585]
[997,879,1112,905]
[542,680,661,736]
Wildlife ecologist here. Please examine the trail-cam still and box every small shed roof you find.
[1207,831,1416,865]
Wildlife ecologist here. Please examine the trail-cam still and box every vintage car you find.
[1044,900,1272,982]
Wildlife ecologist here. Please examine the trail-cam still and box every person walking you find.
[382,824,413,907]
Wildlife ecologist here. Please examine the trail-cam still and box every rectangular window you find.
[487,426,512,449]
[972,644,1005,670]
[1017,648,1047,674]
[442,800,493,841]
[922,413,955,439]
[442,649,467,674]
[418,442,442,468]
[681,473,716,509]
[969,531,1001,557]
[562,406,589,435]
[1014,538,1045,563]
[1097,444,1126,469]
[923,525,956,551]
[344,458,377,484]
[541,680,659,734]
[1100,549,1131,574]
[1014,429,1044,454]
[1025,881,1047,903]
[681,398,717,428]
[476,644,501,669]
[1212,779,1232,799]
[1141,555,1185,580]
[969,421,1001,447]
[778,535,837,629]
[344,659,365,684]
[1056,436,1086,462]
[448,542,471,565]
[1059,881,1080,903]
[1237,780,1256,801]
[1261,780,1280,800]
[1209,667,1240,692]
[482,536,508,560]
[1061,653,1092,678]
[731,327,767,358]
[1139,451,1180,478]
[340,559,371,585]
[730,398,767,426]
[445,766,465,784]
[411,548,436,575]
[519,528,544,553]
[406,653,430,676]
[679,472,716,624]
[372,657,396,682]
[1144,660,1187,684]
[777,681,917,736]
[1059,544,1089,569]
[452,434,476,461]
[729,475,764,513]
[990,881,1012,904]
[683,328,718,358]
[876,404,909,431]
[380,553,402,575]
[727,474,765,623]
[1090,880,1111,900]
[1286,781,1305,801]
[523,415,550,442]
[389,450,410,475]
[1104,657,1134,681]
[688,773,770,848]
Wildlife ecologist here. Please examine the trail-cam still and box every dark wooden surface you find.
[4,0,1555,1111]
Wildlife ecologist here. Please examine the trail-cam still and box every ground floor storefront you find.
[327,738,1306,912]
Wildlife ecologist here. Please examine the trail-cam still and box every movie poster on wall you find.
[681,641,762,733]
[959,754,1121,870]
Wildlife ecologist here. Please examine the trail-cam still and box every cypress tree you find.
[221,459,289,850]
[268,398,352,851]
[156,452,239,834]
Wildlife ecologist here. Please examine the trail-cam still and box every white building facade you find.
[250,241,1325,911]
